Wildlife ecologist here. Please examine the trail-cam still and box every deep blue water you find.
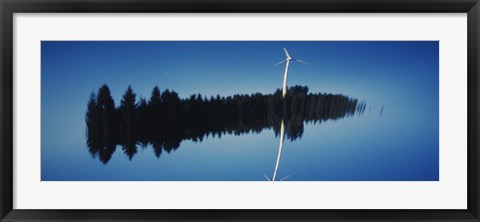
[41,41,438,181]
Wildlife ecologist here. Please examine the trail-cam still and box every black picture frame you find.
[1,0,479,221]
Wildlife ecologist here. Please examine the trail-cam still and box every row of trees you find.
[86,84,365,164]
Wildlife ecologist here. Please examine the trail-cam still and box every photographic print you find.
[41,41,439,181]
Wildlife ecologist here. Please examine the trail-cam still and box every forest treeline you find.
[86,84,366,164]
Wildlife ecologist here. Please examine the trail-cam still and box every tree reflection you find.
[86,84,365,164]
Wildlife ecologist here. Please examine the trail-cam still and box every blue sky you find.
[41,41,439,181]
[42,41,438,136]
[41,41,438,101]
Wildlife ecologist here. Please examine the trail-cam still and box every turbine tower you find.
[274,48,308,98]
[263,119,293,182]
[272,119,286,181]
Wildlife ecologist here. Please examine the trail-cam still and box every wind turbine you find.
[274,48,308,98]
[263,119,294,182]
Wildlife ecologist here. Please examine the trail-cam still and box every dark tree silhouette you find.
[86,84,365,164]
[150,86,162,107]
[119,86,138,160]
[86,92,100,157]
[86,84,117,164]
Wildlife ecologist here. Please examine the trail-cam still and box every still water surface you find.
[42,100,438,181]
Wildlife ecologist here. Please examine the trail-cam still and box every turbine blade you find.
[274,59,287,67]
[295,59,309,64]
[283,48,291,58]
[279,174,293,181]
[296,60,308,64]
[264,175,272,181]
